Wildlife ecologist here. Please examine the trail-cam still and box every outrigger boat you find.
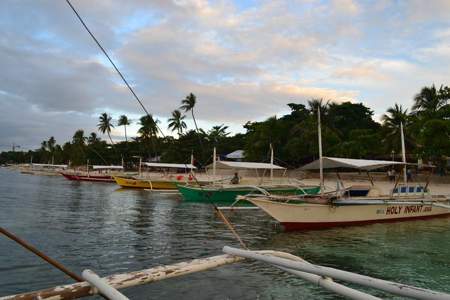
[61,165,123,182]
[236,114,450,230]
[178,160,320,205]
[113,162,210,189]
[240,157,450,230]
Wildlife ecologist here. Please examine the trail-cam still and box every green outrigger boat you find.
[177,184,321,206]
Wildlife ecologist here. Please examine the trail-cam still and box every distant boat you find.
[61,165,123,183]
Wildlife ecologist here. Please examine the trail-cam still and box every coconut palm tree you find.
[382,104,409,130]
[138,115,159,157]
[381,103,413,153]
[138,115,159,140]
[118,115,131,142]
[87,132,101,145]
[208,124,229,142]
[180,93,200,133]
[167,110,187,136]
[412,84,448,119]
[97,113,115,146]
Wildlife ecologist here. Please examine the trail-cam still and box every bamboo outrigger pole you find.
[0,227,83,282]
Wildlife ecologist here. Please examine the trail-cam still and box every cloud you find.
[1,0,450,149]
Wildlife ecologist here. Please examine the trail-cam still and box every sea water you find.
[0,167,449,299]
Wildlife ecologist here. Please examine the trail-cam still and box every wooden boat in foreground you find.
[239,157,450,230]
[236,114,450,230]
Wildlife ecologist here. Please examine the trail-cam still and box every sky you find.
[1,0,450,151]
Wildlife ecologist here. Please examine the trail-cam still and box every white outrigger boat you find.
[241,156,450,230]
[238,112,450,231]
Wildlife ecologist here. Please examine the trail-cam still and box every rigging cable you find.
[65,0,165,138]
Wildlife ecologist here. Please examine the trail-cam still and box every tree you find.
[381,104,411,153]
[167,110,187,136]
[180,93,200,134]
[118,115,131,142]
[98,113,115,146]
[138,115,159,157]
[208,125,229,142]
[412,84,449,119]
[87,132,101,145]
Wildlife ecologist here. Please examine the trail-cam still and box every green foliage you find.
[2,84,450,170]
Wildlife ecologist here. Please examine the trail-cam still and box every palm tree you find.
[72,129,86,146]
[138,115,159,157]
[180,93,200,133]
[138,115,159,140]
[87,132,101,145]
[97,113,115,145]
[412,84,448,118]
[381,104,412,152]
[118,115,131,142]
[382,103,409,130]
[167,110,187,136]
[208,124,229,142]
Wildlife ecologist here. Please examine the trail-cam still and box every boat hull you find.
[249,198,450,231]
[178,185,321,205]
[61,173,114,182]
[114,176,178,189]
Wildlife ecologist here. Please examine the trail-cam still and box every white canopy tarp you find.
[225,150,245,159]
[207,161,285,170]
[301,157,405,171]
[92,165,123,170]
[141,162,196,169]
[32,163,68,169]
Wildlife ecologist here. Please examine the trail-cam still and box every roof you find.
[301,157,405,171]
[225,150,245,159]
[92,165,123,170]
[141,162,196,169]
[207,161,285,170]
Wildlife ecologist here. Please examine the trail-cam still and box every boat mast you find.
[318,107,324,195]
[190,151,194,173]
[139,157,142,177]
[270,143,274,181]
[213,147,217,178]
[400,122,407,184]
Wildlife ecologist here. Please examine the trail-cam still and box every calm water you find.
[1,168,450,299]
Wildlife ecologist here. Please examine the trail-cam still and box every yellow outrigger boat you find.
[114,176,179,189]
[113,162,205,190]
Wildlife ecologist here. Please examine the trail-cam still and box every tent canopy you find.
[32,163,68,169]
[207,161,285,170]
[225,150,245,159]
[301,157,405,171]
[141,162,196,169]
[92,165,123,170]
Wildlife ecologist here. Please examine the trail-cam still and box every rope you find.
[65,0,165,138]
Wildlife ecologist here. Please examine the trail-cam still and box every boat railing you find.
[4,246,450,300]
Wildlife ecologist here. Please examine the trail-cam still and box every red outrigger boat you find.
[61,165,124,183]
